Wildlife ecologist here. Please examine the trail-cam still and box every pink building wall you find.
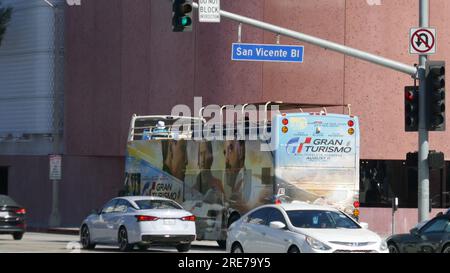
[61,0,450,230]
[5,0,450,230]
[65,0,450,160]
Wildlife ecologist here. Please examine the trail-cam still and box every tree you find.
[0,2,12,46]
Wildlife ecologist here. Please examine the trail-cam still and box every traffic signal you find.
[426,61,446,131]
[172,0,193,32]
[405,86,419,132]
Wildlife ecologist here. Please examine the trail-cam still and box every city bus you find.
[123,102,360,247]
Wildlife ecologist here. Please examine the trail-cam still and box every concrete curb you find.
[27,227,80,236]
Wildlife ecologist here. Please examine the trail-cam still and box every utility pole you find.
[44,0,64,227]
[418,0,429,222]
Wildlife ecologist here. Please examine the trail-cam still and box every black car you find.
[387,214,450,253]
[0,195,26,240]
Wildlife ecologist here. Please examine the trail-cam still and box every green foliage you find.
[0,2,13,46]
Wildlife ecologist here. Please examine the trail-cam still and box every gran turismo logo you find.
[286,137,312,155]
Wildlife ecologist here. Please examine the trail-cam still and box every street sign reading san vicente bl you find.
[232,43,304,63]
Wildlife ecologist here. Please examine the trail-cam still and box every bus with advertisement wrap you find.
[123,102,360,247]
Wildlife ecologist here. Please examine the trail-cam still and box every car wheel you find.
[12,232,23,240]
[118,227,134,252]
[231,243,243,253]
[388,242,400,253]
[80,225,96,249]
[176,243,191,252]
[442,244,450,253]
[288,246,300,253]
[217,240,226,249]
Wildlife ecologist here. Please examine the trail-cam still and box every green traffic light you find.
[181,16,192,27]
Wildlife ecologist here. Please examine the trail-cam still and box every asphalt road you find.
[0,232,227,253]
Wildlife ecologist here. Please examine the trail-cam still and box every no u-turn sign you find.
[410,27,436,55]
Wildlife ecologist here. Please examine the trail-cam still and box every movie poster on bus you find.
[126,140,274,214]
[125,140,199,204]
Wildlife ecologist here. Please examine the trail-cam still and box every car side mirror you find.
[359,222,369,229]
[91,209,100,215]
[269,221,286,230]
[410,228,419,236]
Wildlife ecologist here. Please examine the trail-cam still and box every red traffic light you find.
[405,90,415,101]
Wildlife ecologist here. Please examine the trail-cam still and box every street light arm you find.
[191,1,417,77]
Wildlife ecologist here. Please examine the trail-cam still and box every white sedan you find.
[80,196,196,252]
[226,202,388,253]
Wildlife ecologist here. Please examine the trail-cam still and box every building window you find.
[360,160,449,209]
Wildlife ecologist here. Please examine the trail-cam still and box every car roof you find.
[252,202,340,212]
[435,214,450,220]
[0,195,20,207]
[279,202,340,212]
[114,196,175,203]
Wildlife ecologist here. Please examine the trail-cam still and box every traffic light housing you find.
[172,0,193,32]
[405,86,419,132]
[426,61,446,131]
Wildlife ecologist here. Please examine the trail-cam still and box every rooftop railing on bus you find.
[130,122,273,141]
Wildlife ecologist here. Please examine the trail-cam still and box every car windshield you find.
[135,199,182,210]
[0,195,19,207]
[286,210,360,229]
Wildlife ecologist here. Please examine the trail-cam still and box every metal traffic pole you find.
[44,0,63,227]
[418,0,430,223]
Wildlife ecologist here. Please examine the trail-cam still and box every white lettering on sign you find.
[199,0,220,23]
[236,47,253,57]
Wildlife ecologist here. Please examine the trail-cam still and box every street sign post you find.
[410,27,436,55]
[232,43,304,63]
[199,0,220,23]
[49,154,62,227]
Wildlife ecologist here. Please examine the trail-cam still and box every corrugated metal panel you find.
[0,0,60,135]
[0,98,53,134]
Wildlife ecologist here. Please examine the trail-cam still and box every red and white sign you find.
[410,28,436,55]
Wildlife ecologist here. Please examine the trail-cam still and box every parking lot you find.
[0,232,226,253]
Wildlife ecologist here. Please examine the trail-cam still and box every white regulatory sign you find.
[409,27,436,55]
[49,154,62,180]
[199,0,220,23]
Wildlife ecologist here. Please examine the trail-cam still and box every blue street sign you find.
[231,43,304,63]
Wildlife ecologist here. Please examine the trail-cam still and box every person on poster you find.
[223,140,265,213]
[162,139,188,182]
[194,141,224,204]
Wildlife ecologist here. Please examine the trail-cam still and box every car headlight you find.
[379,240,388,251]
[306,236,331,251]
